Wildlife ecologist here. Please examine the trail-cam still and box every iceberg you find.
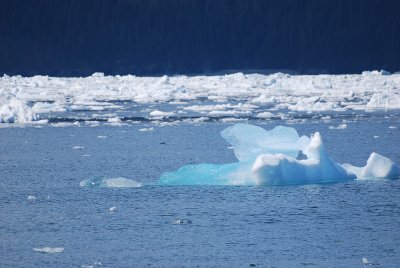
[158,124,399,186]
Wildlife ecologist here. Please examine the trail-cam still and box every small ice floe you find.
[32,119,49,125]
[220,117,248,123]
[171,218,192,225]
[256,111,274,119]
[81,261,102,268]
[189,117,209,123]
[139,127,154,132]
[51,122,75,127]
[33,247,64,254]
[107,117,121,124]
[80,177,142,188]
[27,195,37,201]
[362,257,371,265]
[149,110,175,118]
[73,146,84,150]
[85,120,100,126]
[109,206,117,213]
[329,124,347,130]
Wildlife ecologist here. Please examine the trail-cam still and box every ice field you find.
[1,71,400,125]
[1,72,400,267]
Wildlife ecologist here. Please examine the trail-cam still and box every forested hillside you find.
[1,0,399,76]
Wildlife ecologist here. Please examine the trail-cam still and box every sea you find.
[0,73,400,267]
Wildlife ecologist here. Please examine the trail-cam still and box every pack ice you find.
[159,124,399,186]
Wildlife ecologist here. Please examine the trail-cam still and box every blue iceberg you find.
[158,124,399,186]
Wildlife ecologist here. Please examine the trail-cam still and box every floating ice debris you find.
[366,93,400,111]
[109,206,117,213]
[1,73,400,126]
[80,177,142,188]
[189,116,209,123]
[73,146,84,150]
[81,261,102,268]
[32,119,49,125]
[256,111,274,119]
[0,99,35,123]
[172,218,192,225]
[149,110,175,118]
[27,195,37,201]
[159,124,399,186]
[33,247,64,254]
[329,124,347,130]
[219,117,248,123]
[139,127,154,132]
[362,257,371,265]
[107,117,121,124]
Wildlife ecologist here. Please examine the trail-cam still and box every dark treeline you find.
[1,0,400,76]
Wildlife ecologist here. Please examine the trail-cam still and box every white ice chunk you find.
[31,102,66,113]
[80,177,142,188]
[344,153,400,180]
[109,206,117,212]
[256,111,274,118]
[139,127,154,132]
[366,93,400,110]
[149,110,175,117]
[27,195,37,201]
[0,99,34,123]
[329,124,347,130]
[252,132,356,185]
[362,257,371,265]
[220,123,310,162]
[33,247,64,254]
[107,117,121,123]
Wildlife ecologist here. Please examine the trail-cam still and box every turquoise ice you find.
[159,124,399,186]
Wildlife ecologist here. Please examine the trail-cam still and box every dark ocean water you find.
[1,118,400,267]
